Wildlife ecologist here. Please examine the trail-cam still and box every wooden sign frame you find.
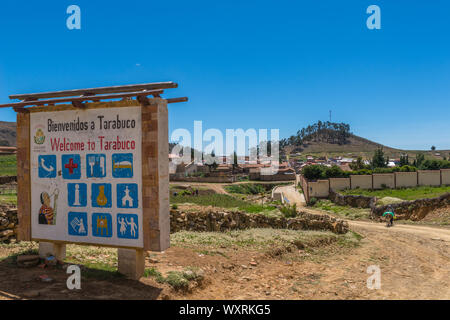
[16,98,170,252]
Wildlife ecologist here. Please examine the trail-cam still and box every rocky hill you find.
[0,122,16,147]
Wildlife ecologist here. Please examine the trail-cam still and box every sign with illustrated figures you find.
[30,106,143,248]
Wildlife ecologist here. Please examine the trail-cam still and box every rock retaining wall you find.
[0,176,16,184]
[0,205,17,242]
[0,205,349,244]
[170,209,349,234]
[371,193,450,221]
[329,190,376,209]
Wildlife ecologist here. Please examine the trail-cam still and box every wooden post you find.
[117,248,145,280]
[16,112,31,241]
[38,242,66,261]
[141,98,170,252]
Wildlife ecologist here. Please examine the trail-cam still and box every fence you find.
[300,169,450,203]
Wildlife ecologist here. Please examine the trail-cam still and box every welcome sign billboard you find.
[30,106,143,248]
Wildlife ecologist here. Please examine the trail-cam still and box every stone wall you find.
[329,178,350,191]
[0,205,17,242]
[169,175,236,183]
[329,190,376,209]
[170,209,349,234]
[372,173,395,189]
[350,175,372,189]
[418,170,441,186]
[307,180,330,198]
[395,172,417,188]
[440,169,450,185]
[371,193,450,221]
[259,173,296,181]
[0,206,349,244]
[306,170,450,199]
[0,176,16,184]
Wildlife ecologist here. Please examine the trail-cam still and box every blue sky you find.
[0,0,449,150]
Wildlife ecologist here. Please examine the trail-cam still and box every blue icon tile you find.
[117,214,139,239]
[92,213,112,238]
[68,212,88,236]
[62,154,81,179]
[38,155,57,178]
[117,184,138,208]
[91,183,112,208]
[112,153,133,178]
[86,154,107,178]
[68,183,87,207]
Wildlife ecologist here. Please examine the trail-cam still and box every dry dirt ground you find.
[0,214,449,300]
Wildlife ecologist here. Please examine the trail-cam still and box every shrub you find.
[309,197,318,206]
[419,159,450,170]
[302,165,326,180]
[397,165,417,172]
[225,184,266,195]
[280,203,297,218]
[324,165,349,178]
[352,169,372,175]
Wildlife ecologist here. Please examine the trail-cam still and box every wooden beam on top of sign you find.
[16,112,31,241]
[137,95,151,106]
[0,89,164,109]
[72,101,86,109]
[166,97,188,104]
[9,82,178,100]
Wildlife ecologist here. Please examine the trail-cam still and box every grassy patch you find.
[170,193,277,213]
[144,266,204,291]
[0,193,17,205]
[1,247,39,266]
[65,244,122,279]
[0,241,38,263]
[144,267,165,283]
[313,199,371,220]
[0,155,17,176]
[340,185,450,200]
[0,242,122,280]
[196,249,229,258]
[337,231,363,248]
[171,228,348,250]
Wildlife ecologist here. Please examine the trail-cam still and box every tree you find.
[415,153,425,168]
[399,154,409,167]
[372,148,387,168]
[0,140,9,146]
[431,146,436,151]
[205,150,219,172]
[281,121,351,149]
[232,151,238,173]
[349,156,366,170]
[302,165,325,180]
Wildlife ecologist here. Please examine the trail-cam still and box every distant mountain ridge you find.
[0,121,16,147]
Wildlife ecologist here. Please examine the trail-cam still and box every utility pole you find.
[329,110,332,122]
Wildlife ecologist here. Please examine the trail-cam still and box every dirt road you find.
[349,220,450,242]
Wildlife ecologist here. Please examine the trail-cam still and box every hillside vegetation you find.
[281,121,450,161]
[0,121,16,147]
[0,155,17,176]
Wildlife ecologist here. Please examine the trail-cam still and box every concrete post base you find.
[38,242,66,261]
[118,248,145,280]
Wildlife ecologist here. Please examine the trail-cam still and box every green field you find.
[170,193,278,214]
[313,199,371,220]
[340,185,450,201]
[0,193,17,205]
[0,155,17,176]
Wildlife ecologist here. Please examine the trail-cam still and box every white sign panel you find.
[30,106,143,248]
